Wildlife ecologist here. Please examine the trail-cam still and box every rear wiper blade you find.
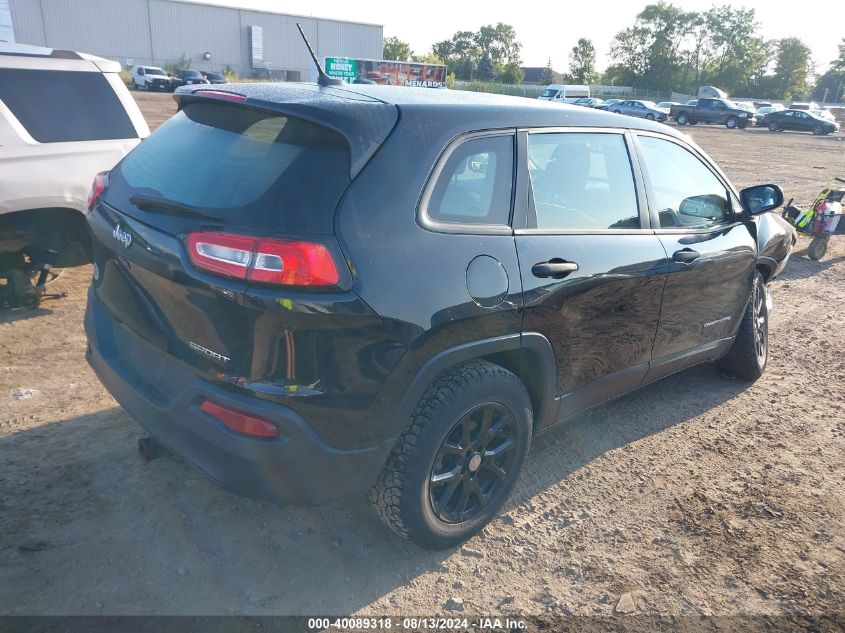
[129,195,224,222]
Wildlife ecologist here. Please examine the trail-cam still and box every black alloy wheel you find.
[428,403,518,524]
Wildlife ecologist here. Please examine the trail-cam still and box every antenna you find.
[296,22,344,86]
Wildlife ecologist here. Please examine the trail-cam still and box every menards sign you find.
[323,57,447,88]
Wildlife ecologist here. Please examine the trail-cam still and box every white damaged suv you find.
[0,43,148,307]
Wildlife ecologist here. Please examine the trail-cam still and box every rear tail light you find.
[186,232,340,287]
[87,171,109,212]
[200,400,279,438]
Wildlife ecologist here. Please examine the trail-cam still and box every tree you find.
[569,39,597,84]
[431,24,521,82]
[500,62,524,85]
[610,2,693,93]
[475,23,522,67]
[540,58,555,85]
[383,36,412,61]
[411,52,444,65]
[477,51,495,81]
[814,39,845,102]
[701,7,770,96]
[774,37,814,99]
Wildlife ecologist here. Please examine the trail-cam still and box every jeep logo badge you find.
[113,224,132,249]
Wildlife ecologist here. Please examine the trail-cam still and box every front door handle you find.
[672,249,700,264]
[532,260,579,278]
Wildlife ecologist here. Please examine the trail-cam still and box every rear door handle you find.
[672,249,700,264]
[531,260,579,278]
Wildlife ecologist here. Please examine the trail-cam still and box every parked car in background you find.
[670,98,754,129]
[765,109,839,135]
[571,97,604,108]
[174,69,210,87]
[130,65,176,91]
[538,84,590,103]
[755,106,779,126]
[810,109,836,122]
[84,82,793,549]
[0,43,148,308]
[734,101,757,113]
[610,100,668,121]
[200,71,228,84]
[594,98,621,111]
[655,101,680,111]
[789,102,819,111]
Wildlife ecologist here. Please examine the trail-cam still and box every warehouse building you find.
[4,0,383,80]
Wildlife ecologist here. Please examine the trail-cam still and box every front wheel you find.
[768,122,780,132]
[812,125,824,135]
[808,236,828,261]
[717,271,768,381]
[646,113,655,121]
[725,116,738,129]
[370,360,532,550]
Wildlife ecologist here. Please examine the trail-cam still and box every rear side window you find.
[527,132,640,230]
[0,69,136,142]
[115,102,351,233]
[425,135,514,227]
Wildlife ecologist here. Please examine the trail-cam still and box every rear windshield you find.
[114,102,351,233]
[0,69,137,143]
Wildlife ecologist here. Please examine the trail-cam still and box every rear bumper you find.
[84,290,389,505]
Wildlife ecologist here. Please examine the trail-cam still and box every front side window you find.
[637,136,731,229]
[426,135,514,226]
[527,132,640,230]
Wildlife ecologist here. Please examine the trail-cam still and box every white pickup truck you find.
[0,43,148,307]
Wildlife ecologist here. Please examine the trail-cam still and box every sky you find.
[182,0,843,74]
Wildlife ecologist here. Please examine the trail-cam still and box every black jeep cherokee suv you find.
[85,84,794,549]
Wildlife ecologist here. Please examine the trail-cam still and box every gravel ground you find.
[1,93,843,626]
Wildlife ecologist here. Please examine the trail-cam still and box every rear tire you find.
[370,360,532,550]
[717,271,768,381]
[677,113,689,125]
[808,236,828,261]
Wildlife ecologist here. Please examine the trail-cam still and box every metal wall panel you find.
[8,0,47,46]
[1,0,15,43]
[148,0,241,71]
[39,0,151,61]
[238,10,316,77]
[6,0,383,78]
[318,20,382,61]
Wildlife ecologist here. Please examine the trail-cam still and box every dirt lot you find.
[1,92,844,623]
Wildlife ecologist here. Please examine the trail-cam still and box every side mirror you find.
[740,184,784,215]
[679,194,728,221]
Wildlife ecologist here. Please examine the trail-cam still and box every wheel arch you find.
[0,207,92,267]
[755,256,777,282]
[385,333,558,443]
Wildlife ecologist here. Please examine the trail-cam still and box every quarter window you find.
[638,136,731,229]
[426,135,514,226]
[527,132,640,230]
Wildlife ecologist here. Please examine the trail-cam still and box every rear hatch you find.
[88,89,397,386]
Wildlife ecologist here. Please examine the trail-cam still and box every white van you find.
[0,43,148,307]
[538,84,590,103]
